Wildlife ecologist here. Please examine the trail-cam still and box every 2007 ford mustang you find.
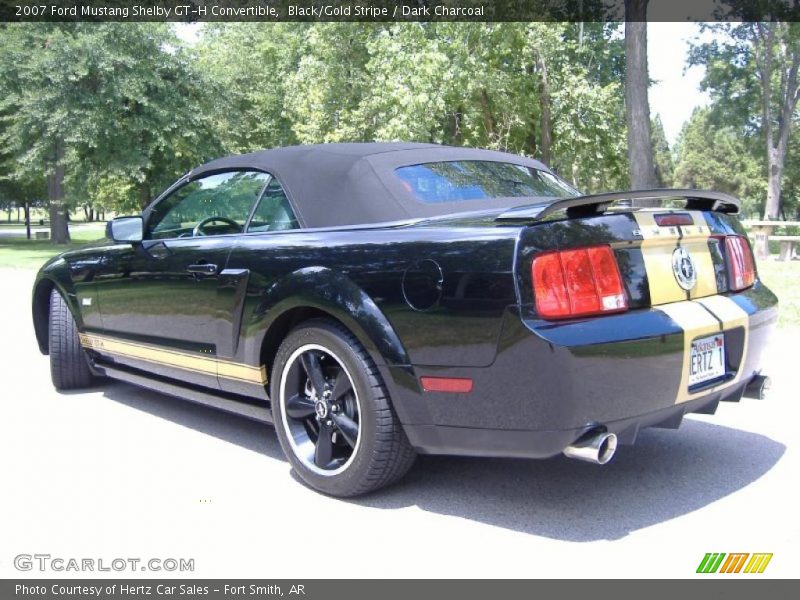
[32,143,777,496]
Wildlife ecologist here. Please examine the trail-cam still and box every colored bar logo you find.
[696,553,773,573]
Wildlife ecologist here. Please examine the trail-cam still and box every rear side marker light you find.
[725,235,756,290]
[532,245,628,320]
[654,213,694,227]
[420,376,474,393]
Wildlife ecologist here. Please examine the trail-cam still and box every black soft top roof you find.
[188,142,553,228]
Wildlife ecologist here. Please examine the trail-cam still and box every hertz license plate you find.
[689,333,726,387]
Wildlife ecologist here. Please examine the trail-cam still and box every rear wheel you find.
[48,288,94,390]
[271,319,416,496]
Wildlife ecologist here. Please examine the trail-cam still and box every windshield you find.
[395,160,581,204]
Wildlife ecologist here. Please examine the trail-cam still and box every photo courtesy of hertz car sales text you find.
[32,142,777,497]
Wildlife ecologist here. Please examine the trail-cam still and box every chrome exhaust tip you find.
[563,432,618,465]
[743,375,771,400]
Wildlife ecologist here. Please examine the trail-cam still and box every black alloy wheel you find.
[271,319,416,496]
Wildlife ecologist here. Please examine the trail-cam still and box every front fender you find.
[244,266,410,369]
[31,257,79,354]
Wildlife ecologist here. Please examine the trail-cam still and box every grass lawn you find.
[0,224,106,270]
[756,259,800,330]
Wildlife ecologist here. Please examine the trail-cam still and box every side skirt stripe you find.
[79,333,267,385]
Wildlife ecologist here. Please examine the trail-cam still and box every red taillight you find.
[725,235,756,290]
[532,252,570,317]
[532,245,628,319]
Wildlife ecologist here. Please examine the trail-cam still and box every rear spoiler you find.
[495,189,741,222]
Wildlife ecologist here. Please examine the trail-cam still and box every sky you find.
[648,22,710,145]
[175,22,711,147]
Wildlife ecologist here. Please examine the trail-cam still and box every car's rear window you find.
[395,160,580,203]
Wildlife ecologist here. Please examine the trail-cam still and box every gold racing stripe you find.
[681,210,716,300]
[657,297,750,404]
[633,211,686,305]
[79,333,267,385]
[632,210,716,304]
[633,209,748,403]
[694,295,749,388]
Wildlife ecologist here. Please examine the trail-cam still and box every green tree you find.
[690,22,800,255]
[673,107,764,216]
[196,23,303,153]
[0,23,221,243]
[275,22,628,191]
[651,115,674,187]
[0,19,637,244]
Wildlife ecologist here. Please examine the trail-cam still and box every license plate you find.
[689,333,726,387]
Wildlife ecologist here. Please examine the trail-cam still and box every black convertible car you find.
[32,143,777,496]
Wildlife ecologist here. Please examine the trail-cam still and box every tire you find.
[271,319,416,497]
[48,288,95,391]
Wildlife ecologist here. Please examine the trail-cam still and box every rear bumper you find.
[389,282,778,459]
[404,380,750,458]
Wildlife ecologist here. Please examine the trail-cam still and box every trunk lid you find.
[632,209,722,305]
[512,202,751,314]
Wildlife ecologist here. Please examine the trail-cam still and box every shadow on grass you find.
[95,379,785,543]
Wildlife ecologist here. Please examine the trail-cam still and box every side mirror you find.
[107,216,143,243]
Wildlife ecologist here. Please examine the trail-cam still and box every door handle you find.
[187,263,218,275]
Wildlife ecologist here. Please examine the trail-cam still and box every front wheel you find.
[271,319,416,497]
[48,288,95,391]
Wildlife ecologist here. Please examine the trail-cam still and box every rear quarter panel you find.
[226,225,521,375]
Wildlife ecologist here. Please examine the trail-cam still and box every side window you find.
[148,171,269,240]
[247,178,299,232]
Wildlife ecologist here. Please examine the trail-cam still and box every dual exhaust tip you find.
[563,431,617,465]
[744,375,771,401]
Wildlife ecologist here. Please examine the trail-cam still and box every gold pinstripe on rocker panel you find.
[79,333,267,385]
[632,210,751,404]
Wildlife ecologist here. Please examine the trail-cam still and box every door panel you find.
[92,170,271,390]
[92,237,235,389]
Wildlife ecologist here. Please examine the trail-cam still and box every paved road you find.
[0,267,797,578]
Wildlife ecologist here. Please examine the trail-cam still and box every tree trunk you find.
[752,23,800,257]
[138,182,151,211]
[446,105,464,146]
[766,148,784,218]
[624,1,658,204]
[479,89,496,142]
[453,107,463,146]
[535,49,552,166]
[24,202,31,240]
[47,138,70,244]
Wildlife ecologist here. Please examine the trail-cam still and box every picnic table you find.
[743,220,800,261]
